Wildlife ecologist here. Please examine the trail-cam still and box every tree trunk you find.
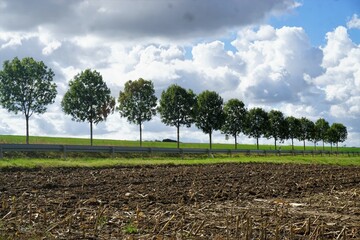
[336,142,338,152]
[139,123,142,147]
[303,140,306,151]
[209,131,212,150]
[25,115,29,144]
[274,138,277,150]
[90,120,93,146]
[314,141,317,151]
[256,137,259,150]
[291,138,294,151]
[177,125,180,149]
[234,134,237,150]
[90,106,94,146]
[322,140,325,151]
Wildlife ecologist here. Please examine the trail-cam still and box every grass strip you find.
[1,155,359,169]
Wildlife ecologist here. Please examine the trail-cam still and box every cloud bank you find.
[0,0,359,147]
[0,0,297,40]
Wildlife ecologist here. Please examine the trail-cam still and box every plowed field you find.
[1,163,359,239]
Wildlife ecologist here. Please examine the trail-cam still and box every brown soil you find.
[1,163,359,239]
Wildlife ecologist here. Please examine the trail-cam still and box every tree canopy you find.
[298,117,315,150]
[244,107,268,150]
[221,99,247,149]
[327,123,347,151]
[61,69,115,146]
[158,84,197,148]
[285,116,301,150]
[0,57,57,144]
[266,110,288,150]
[117,78,157,147]
[195,90,224,149]
[314,118,330,150]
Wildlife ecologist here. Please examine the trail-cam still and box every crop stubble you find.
[0,163,359,239]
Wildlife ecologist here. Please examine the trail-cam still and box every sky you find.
[0,0,359,147]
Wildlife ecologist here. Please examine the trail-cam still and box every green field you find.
[1,134,358,152]
[1,134,267,149]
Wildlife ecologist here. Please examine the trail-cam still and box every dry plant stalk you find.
[157,214,175,235]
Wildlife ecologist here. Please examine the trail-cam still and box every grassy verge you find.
[1,155,359,168]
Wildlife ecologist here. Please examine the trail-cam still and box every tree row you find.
[0,57,347,150]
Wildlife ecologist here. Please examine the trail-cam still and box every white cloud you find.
[0,31,36,50]
[347,14,360,29]
[330,105,348,119]
[192,41,236,68]
[280,103,317,119]
[232,25,323,103]
[126,45,183,86]
[38,27,62,55]
[305,26,360,147]
[311,27,360,119]
[321,26,355,68]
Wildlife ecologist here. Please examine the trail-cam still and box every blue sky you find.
[189,0,360,58]
[270,0,360,46]
[0,0,359,147]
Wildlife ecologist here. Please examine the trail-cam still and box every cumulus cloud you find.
[321,26,355,69]
[307,26,360,146]
[232,25,323,103]
[312,27,360,112]
[0,0,298,41]
[347,14,360,29]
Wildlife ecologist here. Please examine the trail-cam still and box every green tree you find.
[117,78,157,147]
[285,116,301,151]
[298,117,315,151]
[61,69,115,146]
[314,118,330,151]
[158,84,196,148]
[0,57,57,144]
[266,110,288,150]
[244,107,268,150]
[195,90,225,150]
[327,123,347,152]
[221,99,247,149]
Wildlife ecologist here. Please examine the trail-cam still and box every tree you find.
[285,116,301,151]
[314,118,330,151]
[327,123,347,152]
[61,69,115,146]
[0,57,57,144]
[195,90,225,150]
[298,117,315,151]
[221,99,247,149]
[266,110,288,150]
[117,78,157,147]
[158,84,196,148]
[244,107,268,150]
